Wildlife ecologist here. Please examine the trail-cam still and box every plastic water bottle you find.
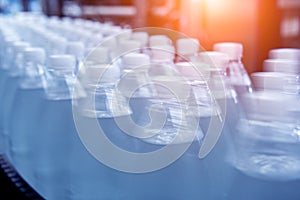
[32,54,78,199]
[9,47,46,183]
[119,74,204,200]
[69,50,133,200]
[213,42,252,95]
[186,52,238,199]
[0,36,20,153]
[2,41,30,161]
[117,52,154,151]
[229,72,300,199]
[80,46,123,118]
[197,51,240,129]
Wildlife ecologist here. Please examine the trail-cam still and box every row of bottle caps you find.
[0,12,299,113]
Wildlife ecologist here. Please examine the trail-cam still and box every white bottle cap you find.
[13,41,30,53]
[23,47,46,64]
[4,39,20,51]
[251,72,297,91]
[263,59,300,74]
[131,32,149,48]
[151,45,175,62]
[269,48,300,61]
[101,25,121,36]
[213,42,243,60]
[86,47,110,65]
[84,64,120,86]
[151,75,190,100]
[149,35,172,47]
[175,62,209,81]
[66,41,85,60]
[117,69,151,98]
[116,29,132,41]
[118,40,141,55]
[101,36,118,51]
[242,91,294,121]
[3,34,19,43]
[122,53,150,69]
[50,36,67,54]
[198,51,230,68]
[176,38,200,56]
[48,55,76,71]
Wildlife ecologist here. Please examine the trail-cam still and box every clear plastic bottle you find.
[141,75,202,146]
[118,52,155,145]
[9,47,46,183]
[2,41,30,161]
[197,51,243,199]
[229,72,300,199]
[0,36,19,153]
[80,46,124,118]
[69,49,133,200]
[32,54,79,199]
[213,42,252,95]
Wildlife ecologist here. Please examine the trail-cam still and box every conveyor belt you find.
[0,154,44,200]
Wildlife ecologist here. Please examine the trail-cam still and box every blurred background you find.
[0,0,299,75]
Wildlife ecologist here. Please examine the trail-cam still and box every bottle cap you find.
[66,41,85,60]
[198,51,230,68]
[213,42,243,60]
[86,47,110,65]
[176,38,200,56]
[116,29,132,42]
[151,45,175,61]
[242,91,294,121]
[118,40,141,55]
[269,48,300,61]
[3,34,19,43]
[48,54,76,71]
[122,53,150,69]
[50,36,67,54]
[24,47,46,64]
[263,59,300,74]
[117,69,152,98]
[175,62,209,81]
[149,35,172,47]
[131,31,149,48]
[251,72,297,91]
[101,36,118,51]
[150,75,190,100]
[84,64,120,86]
[13,41,30,53]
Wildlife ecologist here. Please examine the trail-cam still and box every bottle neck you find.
[227,59,252,89]
[43,69,78,100]
[9,52,25,77]
[20,61,45,89]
